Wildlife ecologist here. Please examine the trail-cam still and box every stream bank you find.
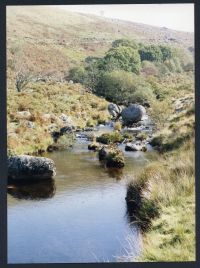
[8,123,156,263]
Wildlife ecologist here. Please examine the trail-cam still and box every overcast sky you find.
[58,4,194,32]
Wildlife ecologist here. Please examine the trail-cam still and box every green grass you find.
[7,81,110,155]
[126,138,195,261]
[126,95,195,261]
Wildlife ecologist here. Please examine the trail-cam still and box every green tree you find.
[67,66,86,84]
[159,45,173,61]
[139,45,163,62]
[104,46,141,74]
[112,39,138,49]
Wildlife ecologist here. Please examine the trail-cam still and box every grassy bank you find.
[7,81,110,155]
[126,99,195,261]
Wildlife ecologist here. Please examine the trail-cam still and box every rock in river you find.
[121,104,146,126]
[125,142,147,152]
[99,146,125,168]
[8,155,56,180]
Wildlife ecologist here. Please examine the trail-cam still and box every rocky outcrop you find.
[99,146,125,168]
[121,104,146,126]
[108,103,122,120]
[8,155,56,180]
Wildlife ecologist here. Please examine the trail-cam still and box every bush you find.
[97,70,154,105]
[67,66,86,84]
[122,132,133,141]
[114,121,122,131]
[86,119,96,127]
[136,132,148,141]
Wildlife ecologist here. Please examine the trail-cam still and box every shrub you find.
[86,119,96,127]
[136,132,148,141]
[67,66,86,84]
[114,121,122,131]
[97,70,153,105]
[122,132,133,141]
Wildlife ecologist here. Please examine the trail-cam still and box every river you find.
[8,125,155,263]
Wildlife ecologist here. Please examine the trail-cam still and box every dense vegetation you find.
[68,39,194,106]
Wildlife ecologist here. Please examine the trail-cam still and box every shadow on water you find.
[7,179,56,200]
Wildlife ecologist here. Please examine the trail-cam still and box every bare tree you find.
[15,69,35,92]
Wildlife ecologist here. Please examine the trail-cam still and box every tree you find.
[139,45,163,62]
[104,46,141,74]
[159,45,173,61]
[112,39,138,49]
[15,70,35,92]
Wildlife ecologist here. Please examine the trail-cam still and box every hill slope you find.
[7,6,194,83]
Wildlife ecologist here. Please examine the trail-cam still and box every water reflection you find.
[106,167,123,180]
[7,179,56,200]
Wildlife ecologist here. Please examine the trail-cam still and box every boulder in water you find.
[8,155,56,180]
[99,146,125,168]
[125,142,147,152]
[121,104,146,126]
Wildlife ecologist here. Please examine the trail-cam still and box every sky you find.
[58,4,194,33]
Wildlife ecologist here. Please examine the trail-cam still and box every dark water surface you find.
[8,132,154,263]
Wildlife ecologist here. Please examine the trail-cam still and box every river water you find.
[8,126,154,263]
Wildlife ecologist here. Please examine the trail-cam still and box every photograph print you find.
[6,3,195,263]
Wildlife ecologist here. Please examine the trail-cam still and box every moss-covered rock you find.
[96,131,123,144]
[98,146,125,168]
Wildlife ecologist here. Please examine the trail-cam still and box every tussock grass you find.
[126,96,195,261]
[126,139,195,261]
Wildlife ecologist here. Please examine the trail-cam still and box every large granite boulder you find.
[121,104,146,126]
[8,155,56,180]
[108,103,122,119]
